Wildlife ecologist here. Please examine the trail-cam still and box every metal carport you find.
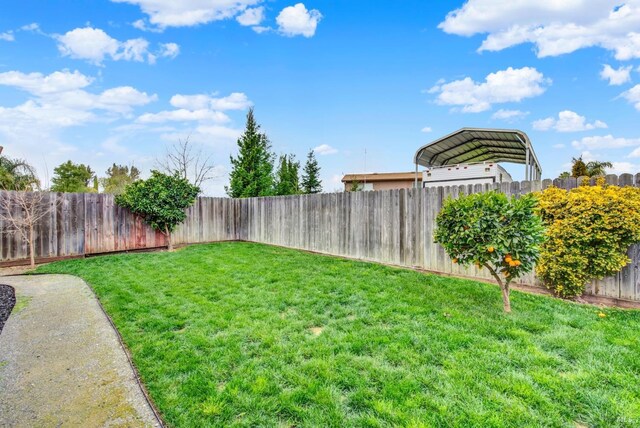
[413,128,542,187]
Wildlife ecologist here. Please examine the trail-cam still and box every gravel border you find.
[0,284,16,334]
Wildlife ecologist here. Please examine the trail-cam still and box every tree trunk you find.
[29,224,35,267]
[501,284,511,313]
[165,226,173,251]
[484,263,512,313]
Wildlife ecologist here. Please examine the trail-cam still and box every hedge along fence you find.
[1,173,640,302]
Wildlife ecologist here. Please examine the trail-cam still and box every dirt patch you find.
[0,284,15,334]
[309,326,324,336]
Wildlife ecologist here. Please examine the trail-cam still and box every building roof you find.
[342,172,422,183]
[413,128,541,179]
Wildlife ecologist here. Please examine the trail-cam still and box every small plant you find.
[116,171,200,251]
[536,180,640,297]
[435,192,544,312]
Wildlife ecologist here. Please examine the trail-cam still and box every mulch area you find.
[0,284,16,334]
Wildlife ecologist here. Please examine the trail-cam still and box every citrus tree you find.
[116,171,200,251]
[536,180,640,297]
[434,192,545,313]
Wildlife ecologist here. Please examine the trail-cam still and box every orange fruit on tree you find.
[488,246,495,253]
[514,260,521,266]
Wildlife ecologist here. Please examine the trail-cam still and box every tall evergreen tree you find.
[274,154,300,196]
[226,108,274,198]
[301,149,322,194]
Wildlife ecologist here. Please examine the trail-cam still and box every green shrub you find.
[536,181,640,297]
[435,192,544,312]
[116,171,200,250]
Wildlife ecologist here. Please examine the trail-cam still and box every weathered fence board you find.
[2,174,640,302]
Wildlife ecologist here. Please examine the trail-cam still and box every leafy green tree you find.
[51,161,94,193]
[434,192,544,313]
[274,154,300,196]
[226,108,274,198]
[570,157,588,178]
[116,171,199,251]
[0,155,38,190]
[301,149,322,194]
[557,171,570,179]
[101,164,141,194]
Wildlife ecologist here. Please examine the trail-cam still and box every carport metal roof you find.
[413,128,542,181]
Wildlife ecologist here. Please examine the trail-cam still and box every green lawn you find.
[37,242,640,427]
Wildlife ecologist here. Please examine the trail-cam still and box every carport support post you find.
[414,162,418,189]
[525,143,530,181]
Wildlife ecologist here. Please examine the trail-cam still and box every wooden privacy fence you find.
[0,192,238,263]
[1,173,640,302]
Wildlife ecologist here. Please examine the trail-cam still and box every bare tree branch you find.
[0,187,59,267]
[156,137,220,190]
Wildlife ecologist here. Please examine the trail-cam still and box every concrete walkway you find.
[0,275,160,427]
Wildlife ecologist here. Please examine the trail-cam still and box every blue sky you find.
[2,0,640,195]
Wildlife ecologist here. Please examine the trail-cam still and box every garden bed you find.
[0,284,16,334]
[36,242,640,427]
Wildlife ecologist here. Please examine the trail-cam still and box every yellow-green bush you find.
[536,181,640,297]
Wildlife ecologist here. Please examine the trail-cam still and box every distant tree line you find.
[558,156,612,179]
[0,108,324,199]
[226,108,323,198]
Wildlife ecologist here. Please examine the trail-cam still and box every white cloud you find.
[430,66,549,113]
[56,27,120,64]
[132,19,162,32]
[600,64,633,85]
[138,109,230,124]
[622,84,640,110]
[314,144,337,155]
[236,6,264,26]
[491,109,528,120]
[0,70,156,119]
[252,26,271,34]
[96,86,157,112]
[138,92,250,125]
[114,38,150,62]
[21,23,40,32]
[572,134,640,150]
[533,110,607,132]
[56,27,178,65]
[276,3,322,37]
[112,0,262,28]
[0,31,14,41]
[159,42,180,58]
[439,1,640,60]
[532,117,555,131]
[0,70,92,95]
[170,92,252,110]
[421,126,433,133]
[608,161,640,174]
